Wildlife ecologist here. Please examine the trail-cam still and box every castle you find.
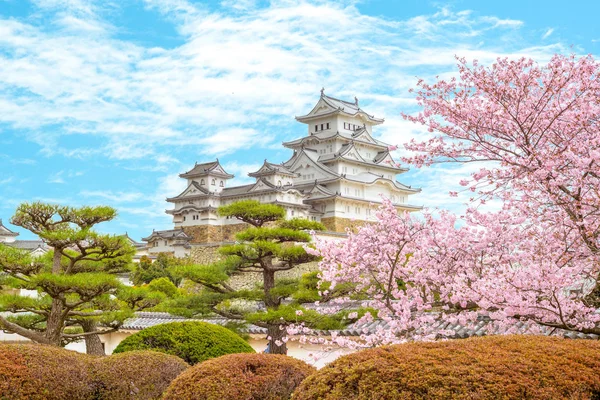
[143,91,421,250]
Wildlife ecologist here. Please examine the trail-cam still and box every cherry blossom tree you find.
[309,54,600,347]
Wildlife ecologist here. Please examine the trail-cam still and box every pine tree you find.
[169,200,359,354]
[0,202,162,353]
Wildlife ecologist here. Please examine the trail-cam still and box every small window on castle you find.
[346,206,350,212]
[315,124,318,132]
[291,210,295,216]
[164,241,168,246]
[278,180,282,186]
[183,216,186,221]
[211,179,216,185]
[343,123,347,129]
[200,179,205,185]
[220,181,224,187]
[326,123,330,129]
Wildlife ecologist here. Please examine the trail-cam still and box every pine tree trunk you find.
[267,324,287,355]
[81,320,105,356]
[44,298,65,346]
[263,266,287,354]
[44,248,64,346]
[263,268,277,307]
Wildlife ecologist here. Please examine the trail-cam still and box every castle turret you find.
[179,159,233,193]
[0,219,19,243]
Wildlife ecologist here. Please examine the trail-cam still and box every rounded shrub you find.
[0,344,92,400]
[163,353,315,400]
[293,335,600,400]
[113,321,254,365]
[91,350,188,400]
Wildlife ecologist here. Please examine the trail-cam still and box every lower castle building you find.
[0,219,49,257]
[145,91,421,247]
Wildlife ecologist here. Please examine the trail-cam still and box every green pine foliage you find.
[217,200,285,226]
[0,202,163,349]
[131,254,182,286]
[148,277,180,298]
[113,321,254,365]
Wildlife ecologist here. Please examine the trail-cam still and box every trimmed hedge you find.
[113,321,254,365]
[163,353,315,400]
[293,335,600,400]
[0,344,188,400]
[0,344,92,400]
[91,350,189,400]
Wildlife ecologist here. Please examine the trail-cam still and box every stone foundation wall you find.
[183,223,248,243]
[320,217,365,233]
[190,245,223,265]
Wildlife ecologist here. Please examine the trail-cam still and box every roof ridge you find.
[323,93,358,107]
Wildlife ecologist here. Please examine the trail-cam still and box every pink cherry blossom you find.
[311,54,600,348]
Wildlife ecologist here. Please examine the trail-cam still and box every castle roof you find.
[166,177,307,206]
[118,233,149,249]
[282,127,389,150]
[317,142,408,173]
[295,91,384,125]
[0,219,19,237]
[142,229,191,242]
[179,159,234,179]
[248,160,298,178]
[6,240,49,252]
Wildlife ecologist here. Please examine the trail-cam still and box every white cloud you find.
[542,28,554,39]
[48,171,65,184]
[223,161,261,186]
[0,1,552,165]
[0,0,583,229]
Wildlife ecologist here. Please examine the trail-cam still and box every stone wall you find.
[320,217,364,233]
[183,223,248,243]
[189,244,223,265]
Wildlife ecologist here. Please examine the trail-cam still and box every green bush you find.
[112,321,254,364]
[0,344,187,400]
[293,335,600,400]
[163,353,315,400]
[91,350,188,400]
[148,277,179,297]
[0,344,92,400]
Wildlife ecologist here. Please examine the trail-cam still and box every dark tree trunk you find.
[81,320,105,356]
[44,298,65,346]
[262,264,287,354]
[263,267,277,307]
[43,248,65,346]
[267,324,287,355]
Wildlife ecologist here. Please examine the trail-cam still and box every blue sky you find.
[1,0,598,240]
